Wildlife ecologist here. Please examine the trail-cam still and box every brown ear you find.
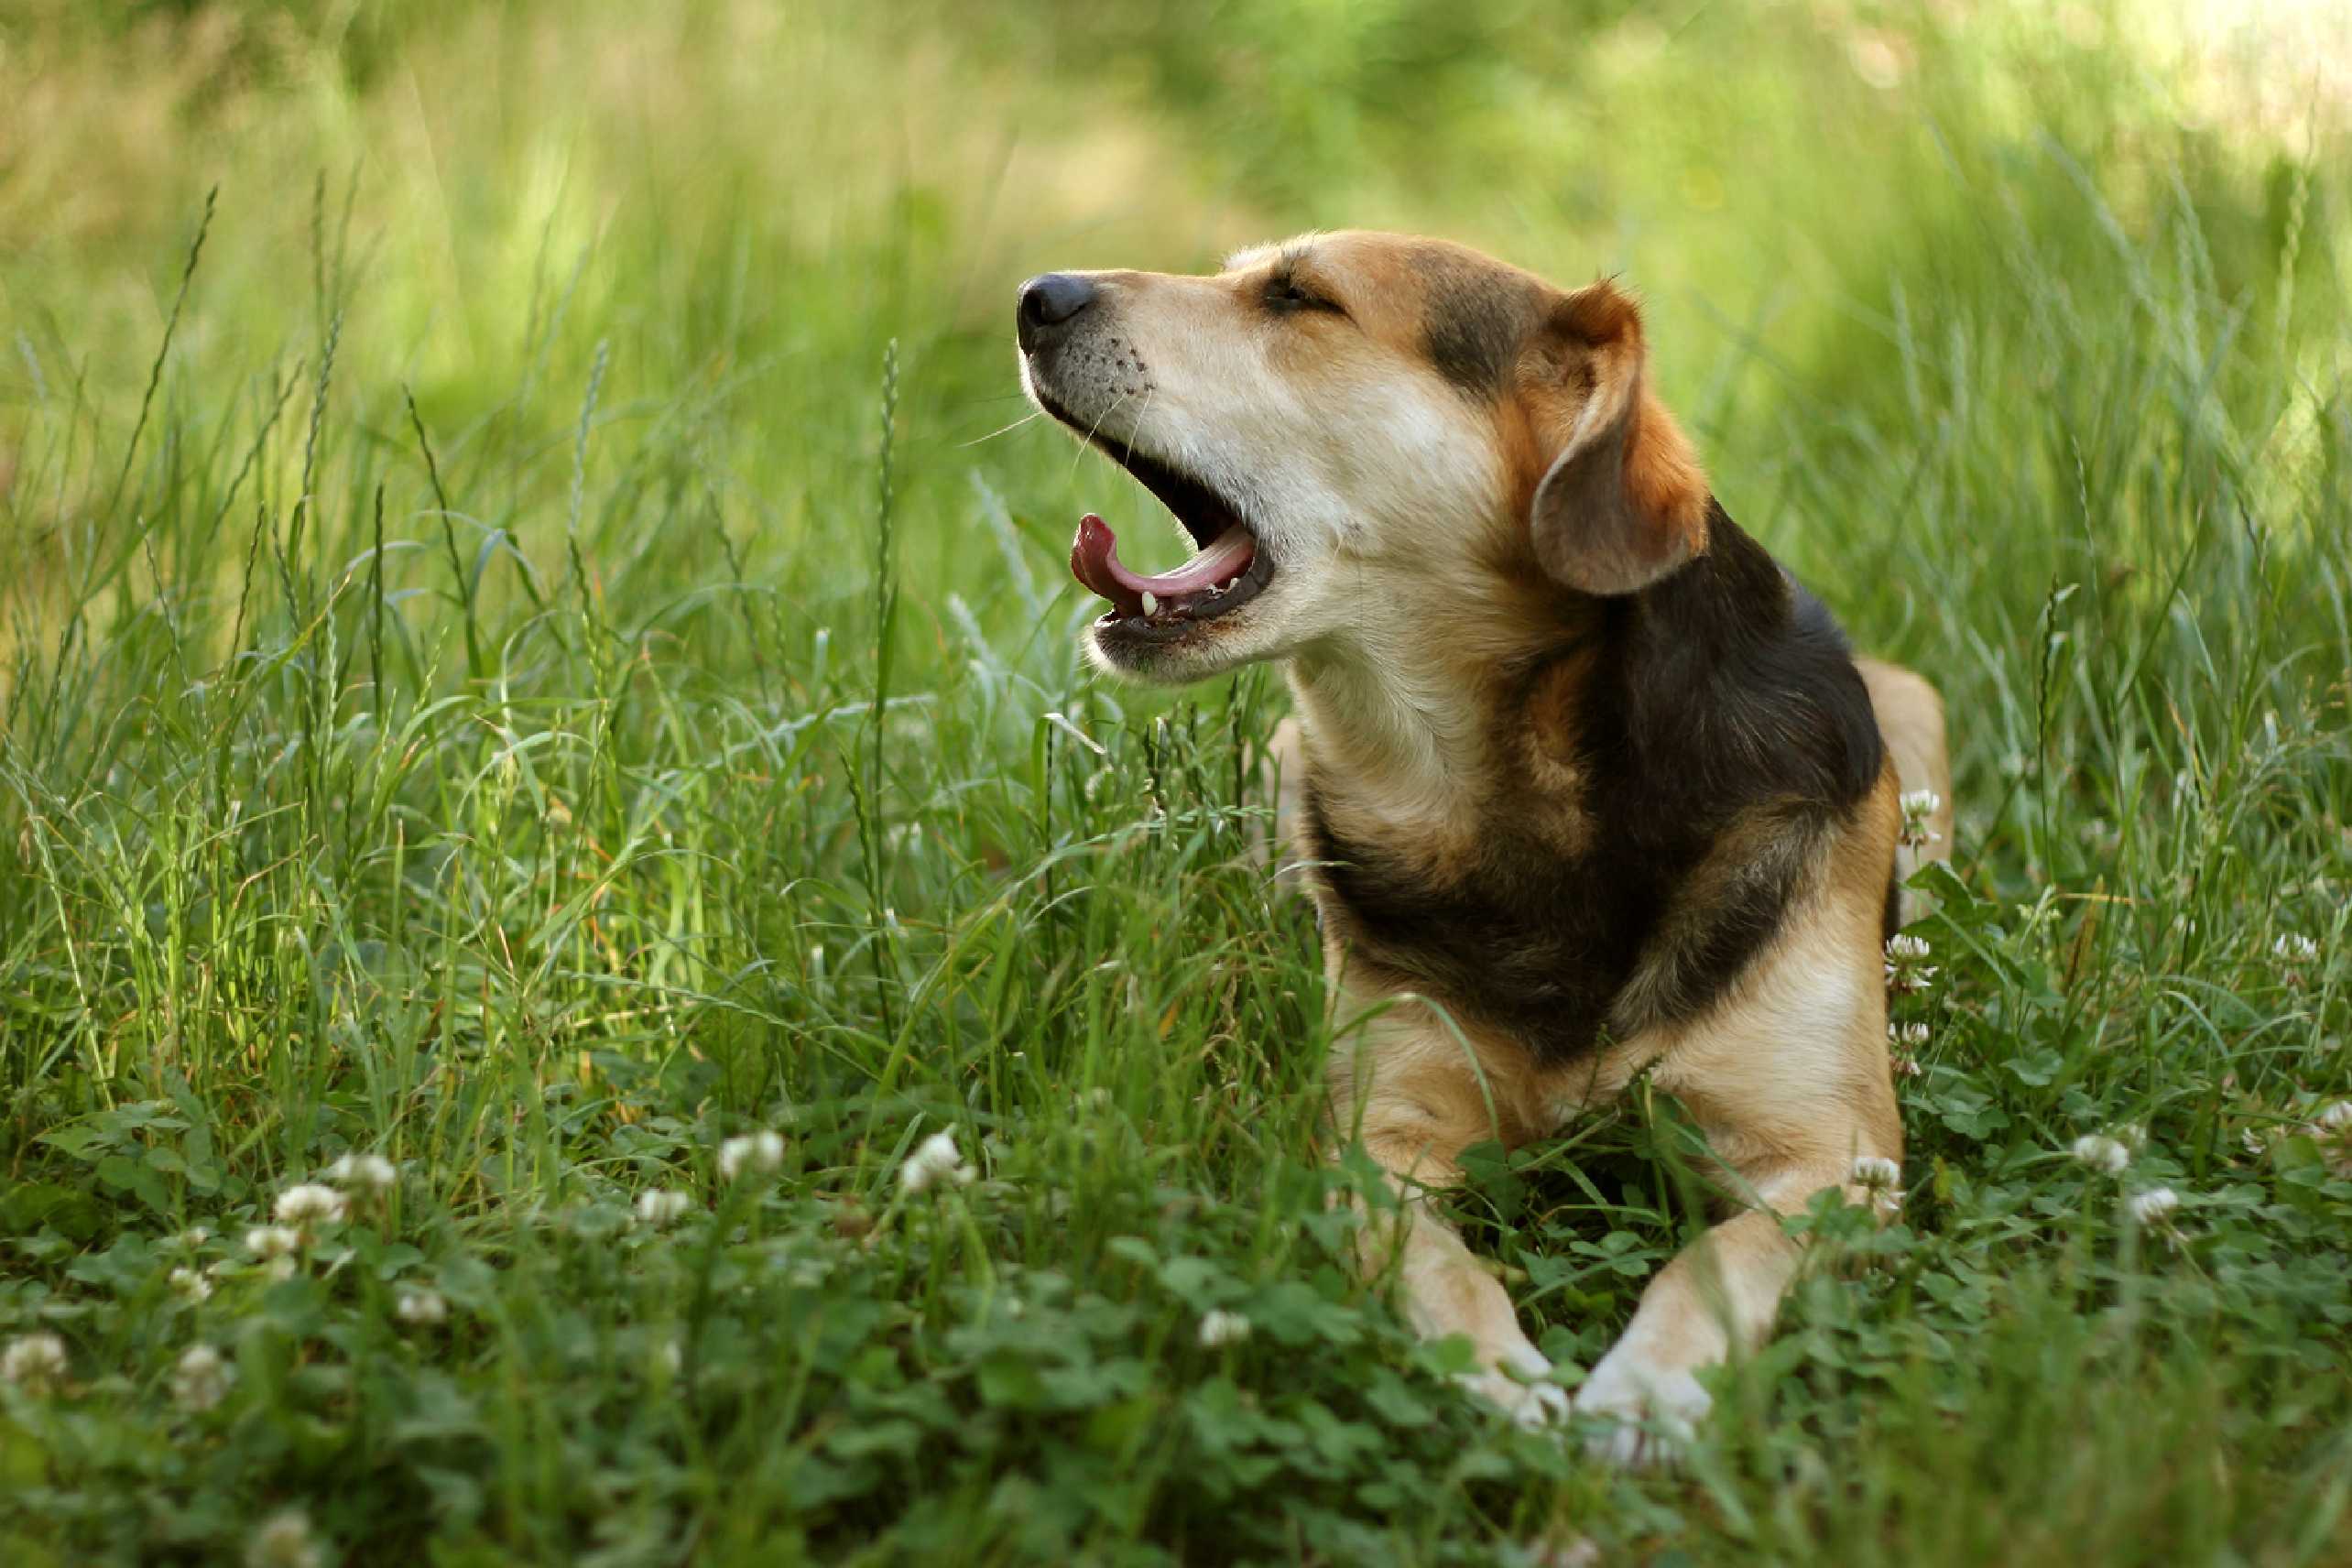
[1529,282,1711,595]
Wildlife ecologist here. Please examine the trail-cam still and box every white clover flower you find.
[1197,1309,1253,1348]
[2071,1135,2130,1175]
[274,1184,347,1227]
[1887,1020,1928,1078]
[245,1508,326,1568]
[169,1266,214,1303]
[2112,1123,2147,1150]
[1850,1156,1904,1220]
[2309,1103,2352,1176]
[172,1344,234,1412]
[658,1339,684,1375]
[1898,790,1942,851]
[323,1153,398,1195]
[1883,933,1939,995]
[1851,1156,1902,1191]
[635,1190,691,1227]
[899,1130,975,1194]
[718,1130,787,1181]
[2125,1187,2181,1227]
[394,1289,448,1327]
[0,1333,68,1393]
[245,1225,302,1259]
[175,1225,212,1251]
[2272,933,2320,966]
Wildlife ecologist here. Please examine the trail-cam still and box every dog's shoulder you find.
[1301,502,1889,1063]
[1601,500,1882,822]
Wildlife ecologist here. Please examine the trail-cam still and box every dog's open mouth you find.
[1066,442,1275,637]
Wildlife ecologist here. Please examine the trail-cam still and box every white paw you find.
[1573,1347,1712,1466]
[1454,1343,1573,1429]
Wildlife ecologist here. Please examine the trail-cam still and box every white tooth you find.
[1140,590,1159,615]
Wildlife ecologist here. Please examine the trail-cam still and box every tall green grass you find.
[2,1,2348,1563]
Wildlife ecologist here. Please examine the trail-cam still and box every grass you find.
[2,0,2350,1563]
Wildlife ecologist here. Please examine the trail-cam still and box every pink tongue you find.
[1069,513,1255,617]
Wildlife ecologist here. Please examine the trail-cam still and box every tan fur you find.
[1859,658,1955,920]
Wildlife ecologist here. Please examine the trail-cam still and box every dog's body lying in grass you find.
[1016,232,1953,1460]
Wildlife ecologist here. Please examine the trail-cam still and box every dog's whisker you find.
[957,409,1042,449]
[1068,390,1137,483]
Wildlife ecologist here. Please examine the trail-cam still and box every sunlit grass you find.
[2,1,2349,1563]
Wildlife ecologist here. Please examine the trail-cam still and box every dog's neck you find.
[1282,566,1590,833]
[1284,640,1480,828]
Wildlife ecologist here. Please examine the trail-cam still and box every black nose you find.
[1018,272,1097,351]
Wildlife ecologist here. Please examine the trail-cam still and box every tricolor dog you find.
[1014,232,1953,1461]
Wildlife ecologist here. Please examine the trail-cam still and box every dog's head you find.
[1017,231,1712,682]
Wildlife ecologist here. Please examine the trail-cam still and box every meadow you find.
[2,0,2349,1563]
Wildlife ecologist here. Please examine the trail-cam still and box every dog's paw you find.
[1454,1344,1573,1429]
[1573,1347,1711,1467]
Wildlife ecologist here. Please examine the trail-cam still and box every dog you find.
[1015,232,1953,1461]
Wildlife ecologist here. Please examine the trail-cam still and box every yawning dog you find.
[1015,232,1954,1461]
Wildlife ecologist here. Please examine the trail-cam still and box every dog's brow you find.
[1223,234,1324,275]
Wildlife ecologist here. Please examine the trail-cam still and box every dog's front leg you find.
[1329,999,1569,1428]
[1573,1153,1875,1464]
[1574,918,1904,1464]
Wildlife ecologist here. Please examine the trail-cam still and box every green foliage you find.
[2,0,2350,1563]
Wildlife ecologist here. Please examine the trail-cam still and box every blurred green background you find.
[6,0,2344,655]
[4,3,2350,1563]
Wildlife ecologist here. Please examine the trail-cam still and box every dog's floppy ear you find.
[1529,282,1711,595]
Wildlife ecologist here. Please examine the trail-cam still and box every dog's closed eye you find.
[1263,271,1346,318]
